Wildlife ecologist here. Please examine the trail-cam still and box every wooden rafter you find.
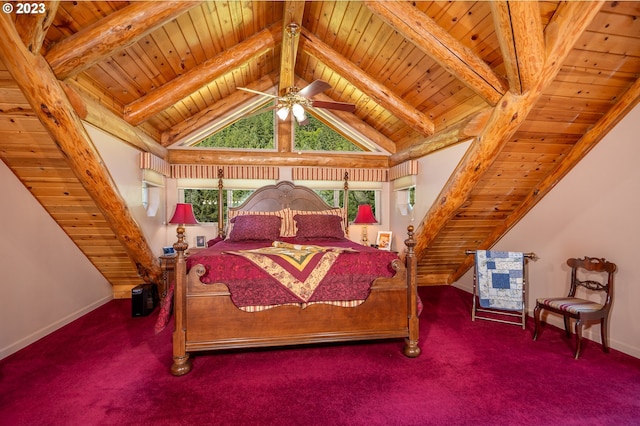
[300,27,435,137]
[15,0,59,55]
[123,21,283,126]
[413,0,604,261]
[45,1,202,80]
[491,1,544,95]
[449,75,640,283]
[279,1,305,95]
[364,0,508,106]
[0,12,161,283]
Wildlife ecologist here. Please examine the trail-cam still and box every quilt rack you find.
[465,250,537,329]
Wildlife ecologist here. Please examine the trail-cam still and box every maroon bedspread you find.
[186,238,398,308]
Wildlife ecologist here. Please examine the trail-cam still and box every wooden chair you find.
[533,256,617,359]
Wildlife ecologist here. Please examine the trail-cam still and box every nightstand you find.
[158,249,204,297]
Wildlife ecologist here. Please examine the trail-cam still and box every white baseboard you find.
[0,295,113,360]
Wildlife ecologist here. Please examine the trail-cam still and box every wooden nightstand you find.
[158,248,204,297]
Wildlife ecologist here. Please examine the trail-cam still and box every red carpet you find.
[1,285,639,425]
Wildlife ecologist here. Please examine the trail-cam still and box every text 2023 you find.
[15,3,46,14]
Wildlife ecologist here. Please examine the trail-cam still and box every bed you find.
[169,180,420,376]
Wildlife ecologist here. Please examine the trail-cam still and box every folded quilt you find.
[475,251,524,311]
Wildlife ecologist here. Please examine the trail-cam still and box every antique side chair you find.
[533,256,617,359]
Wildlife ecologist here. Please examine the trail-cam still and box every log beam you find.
[161,73,279,146]
[365,1,507,106]
[45,1,202,80]
[0,13,161,282]
[279,2,305,95]
[300,27,435,137]
[168,149,389,169]
[412,1,603,260]
[491,1,544,94]
[15,1,59,55]
[124,21,283,126]
[389,109,492,166]
[62,82,168,159]
[449,75,640,283]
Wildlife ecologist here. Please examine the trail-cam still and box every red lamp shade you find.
[353,204,377,224]
[169,203,199,225]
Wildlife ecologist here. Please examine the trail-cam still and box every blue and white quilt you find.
[475,251,524,311]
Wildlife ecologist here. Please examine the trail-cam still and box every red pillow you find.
[294,214,345,240]
[227,215,282,242]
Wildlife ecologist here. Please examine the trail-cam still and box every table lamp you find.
[353,204,377,246]
[168,203,198,252]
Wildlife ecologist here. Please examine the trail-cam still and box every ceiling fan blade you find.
[299,80,332,98]
[311,100,356,112]
[237,87,279,98]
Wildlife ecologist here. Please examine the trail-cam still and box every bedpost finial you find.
[405,225,416,251]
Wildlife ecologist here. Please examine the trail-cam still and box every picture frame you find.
[195,235,207,249]
[162,246,175,256]
[376,231,392,251]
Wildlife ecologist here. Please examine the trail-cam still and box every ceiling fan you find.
[238,80,356,125]
[237,23,356,125]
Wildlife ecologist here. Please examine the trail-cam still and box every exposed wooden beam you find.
[124,21,283,126]
[168,150,389,169]
[279,2,305,94]
[300,27,435,137]
[389,109,492,166]
[161,73,279,146]
[365,0,507,106]
[412,1,604,261]
[491,1,544,94]
[62,82,168,159]
[15,1,59,55]
[45,1,201,80]
[0,13,161,283]
[449,75,640,283]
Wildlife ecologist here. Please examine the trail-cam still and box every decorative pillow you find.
[207,236,223,247]
[227,215,282,242]
[287,208,345,236]
[226,209,288,238]
[294,214,345,240]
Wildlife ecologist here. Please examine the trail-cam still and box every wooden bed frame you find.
[170,181,420,376]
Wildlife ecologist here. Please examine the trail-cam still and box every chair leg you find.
[574,319,584,359]
[563,316,572,339]
[600,318,610,353]
[533,304,542,340]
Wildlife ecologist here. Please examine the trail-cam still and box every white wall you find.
[0,161,112,359]
[390,141,472,251]
[454,104,640,358]
[87,125,169,257]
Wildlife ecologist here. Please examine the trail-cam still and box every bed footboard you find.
[171,225,419,376]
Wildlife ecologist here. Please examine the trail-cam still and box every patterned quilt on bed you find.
[225,242,357,301]
[187,238,398,308]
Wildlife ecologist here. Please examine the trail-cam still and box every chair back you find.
[567,256,617,309]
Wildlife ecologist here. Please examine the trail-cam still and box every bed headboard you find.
[232,181,335,212]
[219,179,350,238]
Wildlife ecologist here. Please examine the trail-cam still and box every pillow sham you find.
[293,214,345,240]
[227,215,282,242]
[226,209,288,238]
[286,208,345,236]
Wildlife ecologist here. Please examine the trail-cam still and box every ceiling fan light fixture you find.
[276,107,290,120]
[292,103,305,121]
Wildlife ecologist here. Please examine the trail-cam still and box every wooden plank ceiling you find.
[0,1,639,292]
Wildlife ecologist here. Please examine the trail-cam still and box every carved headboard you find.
[218,177,350,238]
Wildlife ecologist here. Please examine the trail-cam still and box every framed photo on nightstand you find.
[162,246,175,256]
[376,231,392,251]
[195,235,206,248]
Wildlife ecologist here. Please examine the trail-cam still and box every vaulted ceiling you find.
[0,1,639,294]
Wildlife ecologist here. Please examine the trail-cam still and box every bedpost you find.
[171,232,192,376]
[403,225,421,357]
[217,168,225,238]
[343,172,349,237]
